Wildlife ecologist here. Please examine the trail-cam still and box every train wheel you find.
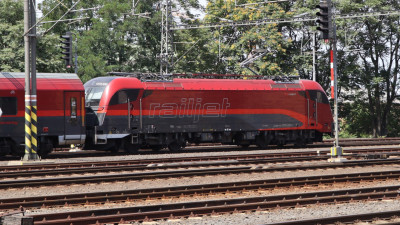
[168,142,182,151]
[0,139,11,157]
[108,140,121,153]
[12,145,24,157]
[294,138,306,147]
[123,139,139,154]
[38,138,53,158]
[256,136,269,149]
[239,144,250,148]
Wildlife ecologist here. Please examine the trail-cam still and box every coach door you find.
[64,91,84,141]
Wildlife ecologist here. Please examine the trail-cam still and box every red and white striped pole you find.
[330,45,343,159]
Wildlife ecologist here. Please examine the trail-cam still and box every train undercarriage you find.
[85,129,323,153]
[0,136,63,158]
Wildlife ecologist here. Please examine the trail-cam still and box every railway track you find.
[323,137,400,144]
[1,138,399,161]
[28,184,400,225]
[1,146,400,174]
[0,153,326,172]
[2,145,400,224]
[270,210,400,225]
[0,156,329,179]
[1,159,400,189]
[1,170,400,212]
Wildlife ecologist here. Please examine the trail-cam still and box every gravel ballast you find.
[2,145,400,224]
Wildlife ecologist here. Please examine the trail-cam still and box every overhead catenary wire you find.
[171,10,400,30]
[40,17,89,24]
[42,0,81,35]
[174,39,201,65]
[23,0,65,36]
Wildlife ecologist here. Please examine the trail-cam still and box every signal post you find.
[316,0,345,162]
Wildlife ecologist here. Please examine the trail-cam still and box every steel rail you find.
[1,138,397,162]
[30,185,400,225]
[2,146,400,173]
[1,161,400,189]
[1,158,400,180]
[0,156,328,179]
[323,137,400,142]
[1,151,320,171]
[2,172,400,212]
[269,210,400,225]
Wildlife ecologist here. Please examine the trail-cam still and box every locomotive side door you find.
[307,90,318,127]
[126,89,141,132]
[307,91,316,127]
[64,91,84,140]
[127,97,135,130]
[129,100,139,130]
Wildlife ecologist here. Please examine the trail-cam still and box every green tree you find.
[0,0,63,73]
[203,0,295,76]
[337,0,400,137]
[40,0,203,82]
[0,0,24,72]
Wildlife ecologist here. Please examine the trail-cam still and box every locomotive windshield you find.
[85,86,105,107]
[84,77,118,108]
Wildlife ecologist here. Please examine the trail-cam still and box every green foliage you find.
[39,0,205,81]
[0,0,24,72]
[339,102,373,138]
[0,0,66,73]
[204,0,295,75]
[36,34,66,73]
[385,104,400,137]
[336,0,400,137]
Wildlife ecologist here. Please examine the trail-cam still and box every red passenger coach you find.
[0,72,85,157]
[84,77,333,152]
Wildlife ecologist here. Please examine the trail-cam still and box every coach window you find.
[71,97,77,119]
[0,97,17,115]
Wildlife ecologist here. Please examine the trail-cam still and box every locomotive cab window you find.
[308,90,329,104]
[85,86,105,107]
[110,89,140,105]
[0,97,17,115]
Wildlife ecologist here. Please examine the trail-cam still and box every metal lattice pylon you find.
[159,0,174,76]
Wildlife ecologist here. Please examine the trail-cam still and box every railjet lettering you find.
[149,98,230,122]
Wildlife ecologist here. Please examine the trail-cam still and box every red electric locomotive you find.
[0,72,85,157]
[84,76,333,152]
